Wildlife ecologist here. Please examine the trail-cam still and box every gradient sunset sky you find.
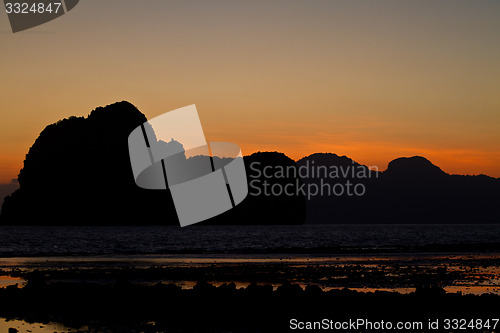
[1,0,499,185]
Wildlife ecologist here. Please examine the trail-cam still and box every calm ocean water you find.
[0,224,499,257]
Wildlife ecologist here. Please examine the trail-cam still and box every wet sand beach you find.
[1,252,498,295]
[1,226,498,332]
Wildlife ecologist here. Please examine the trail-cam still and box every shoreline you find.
[1,252,498,296]
[1,280,499,333]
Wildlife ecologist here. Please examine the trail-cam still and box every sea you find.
[0,224,499,332]
[0,224,498,257]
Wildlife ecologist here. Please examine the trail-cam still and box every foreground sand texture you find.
[0,253,499,332]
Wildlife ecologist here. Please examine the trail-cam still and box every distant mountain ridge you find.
[0,101,498,225]
[298,153,499,224]
[385,156,447,179]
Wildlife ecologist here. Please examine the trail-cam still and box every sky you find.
[1,0,500,187]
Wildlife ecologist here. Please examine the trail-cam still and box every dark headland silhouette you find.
[299,154,500,224]
[0,101,304,226]
[0,101,499,225]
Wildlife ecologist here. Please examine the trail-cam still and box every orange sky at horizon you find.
[1,0,499,183]
[1,99,498,183]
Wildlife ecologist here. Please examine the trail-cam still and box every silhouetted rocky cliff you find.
[0,101,177,225]
[0,102,306,225]
[1,101,498,225]
[205,152,307,225]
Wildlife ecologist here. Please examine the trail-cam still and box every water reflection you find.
[0,318,79,333]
